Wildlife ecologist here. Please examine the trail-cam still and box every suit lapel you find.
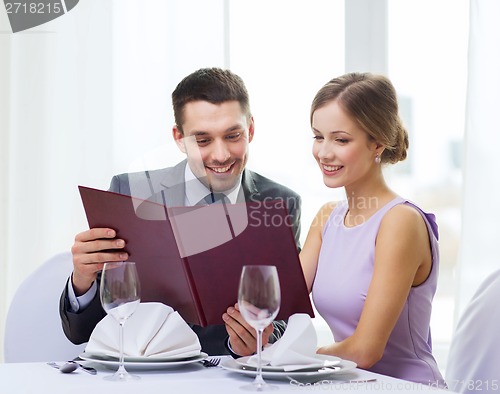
[241,169,259,202]
[158,160,187,207]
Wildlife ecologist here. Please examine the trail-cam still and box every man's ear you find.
[173,126,186,153]
[248,117,255,143]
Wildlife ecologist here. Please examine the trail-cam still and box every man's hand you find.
[223,303,274,356]
[71,228,128,295]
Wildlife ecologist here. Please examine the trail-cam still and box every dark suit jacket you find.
[60,160,301,356]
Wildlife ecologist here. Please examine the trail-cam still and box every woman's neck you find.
[343,178,397,226]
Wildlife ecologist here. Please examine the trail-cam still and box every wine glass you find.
[238,265,281,391]
[100,261,141,381]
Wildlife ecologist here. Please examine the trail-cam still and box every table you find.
[0,356,452,394]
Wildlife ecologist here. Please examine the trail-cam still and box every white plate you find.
[236,354,341,372]
[221,357,357,380]
[80,352,208,370]
[80,349,201,363]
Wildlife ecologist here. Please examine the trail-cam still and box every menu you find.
[79,185,314,327]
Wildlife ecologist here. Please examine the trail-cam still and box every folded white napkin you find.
[248,313,320,370]
[85,302,201,359]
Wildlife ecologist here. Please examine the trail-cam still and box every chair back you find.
[4,252,86,362]
[445,269,500,393]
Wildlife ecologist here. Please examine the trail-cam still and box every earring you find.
[375,154,381,164]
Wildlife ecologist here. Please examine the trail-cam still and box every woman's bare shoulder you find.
[311,201,340,231]
[317,201,339,219]
[380,202,428,238]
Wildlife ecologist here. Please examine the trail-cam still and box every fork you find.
[287,376,377,385]
[202,358,221,367]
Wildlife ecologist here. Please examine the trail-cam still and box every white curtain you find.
[0,0,115,361]
[0,0,226,361]
[455,0,500,318]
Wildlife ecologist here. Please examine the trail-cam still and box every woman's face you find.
[311,100,380,190]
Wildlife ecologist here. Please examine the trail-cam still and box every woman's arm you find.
[317,204,433,368]
[299,202,336,292]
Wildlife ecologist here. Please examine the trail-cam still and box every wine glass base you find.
[240,381,279,391]
[104,370,140,381]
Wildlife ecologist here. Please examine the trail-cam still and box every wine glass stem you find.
[118,321,126,372]
[254,327,265,387]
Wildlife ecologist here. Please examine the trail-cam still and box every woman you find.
[300,72,445,387]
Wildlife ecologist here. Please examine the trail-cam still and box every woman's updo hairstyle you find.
[310,72,409,164]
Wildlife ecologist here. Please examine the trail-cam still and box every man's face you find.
[173,100,254,192]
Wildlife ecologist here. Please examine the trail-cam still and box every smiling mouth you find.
[206,163,234,174]
[322,164,343,172]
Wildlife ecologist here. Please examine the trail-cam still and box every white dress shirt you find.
[183,164,241,206]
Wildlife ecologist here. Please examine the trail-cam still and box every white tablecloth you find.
[0,356,452,394]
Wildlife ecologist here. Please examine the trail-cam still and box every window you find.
[387,0,468,370]
[230,0,469,371]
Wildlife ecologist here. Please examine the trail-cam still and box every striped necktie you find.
[197,192,228,206]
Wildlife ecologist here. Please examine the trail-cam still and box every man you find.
[59,67,301,356]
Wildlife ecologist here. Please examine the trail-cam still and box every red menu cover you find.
[78,185,314,327]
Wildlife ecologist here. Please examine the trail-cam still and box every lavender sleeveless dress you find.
[312,196,445,386]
